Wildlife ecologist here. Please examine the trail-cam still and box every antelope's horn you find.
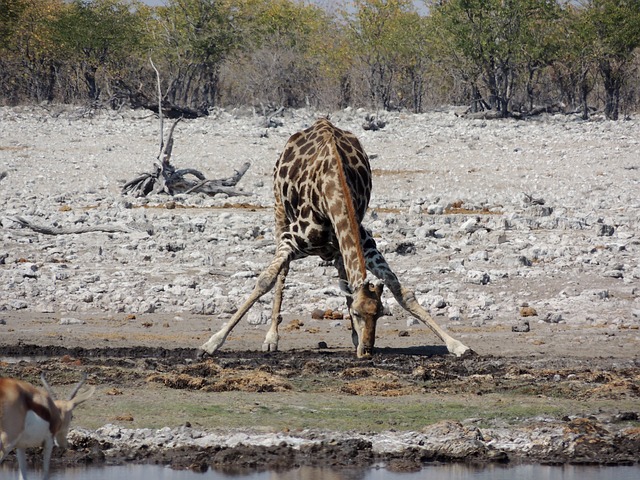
[40,373,56,399]
[68,372,88,400]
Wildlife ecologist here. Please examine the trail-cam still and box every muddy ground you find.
[1,319,639,473]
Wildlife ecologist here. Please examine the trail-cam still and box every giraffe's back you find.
[273,119,372,256]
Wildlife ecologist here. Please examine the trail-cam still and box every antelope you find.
[0,373,95,480]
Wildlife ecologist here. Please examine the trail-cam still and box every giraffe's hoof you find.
[262,342,278,352]
[448,340,472,357]
[196,348,210,360]
[458,348,478,359]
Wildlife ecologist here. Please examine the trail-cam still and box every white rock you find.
[466,270,490,285]
[60,317,85,325]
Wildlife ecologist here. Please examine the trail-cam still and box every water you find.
[2,464,639,480]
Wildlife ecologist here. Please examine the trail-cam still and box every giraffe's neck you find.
[326,132,367,291]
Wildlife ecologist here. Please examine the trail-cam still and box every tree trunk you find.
[84,65,100,102]
[600,59,622,120]
[578,66,592,120]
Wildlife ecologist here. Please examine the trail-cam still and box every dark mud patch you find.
[1,345,639,471]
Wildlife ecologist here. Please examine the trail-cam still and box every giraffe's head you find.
[347,281,384,358]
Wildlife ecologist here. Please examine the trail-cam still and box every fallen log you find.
[183,162,251,194]
[10,216,144,236]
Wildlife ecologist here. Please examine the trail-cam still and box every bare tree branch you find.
[10,216,143,236]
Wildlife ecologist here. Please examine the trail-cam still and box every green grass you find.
[75,386,628,433]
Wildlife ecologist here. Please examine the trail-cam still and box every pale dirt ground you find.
[0,308,638,360]
[0,106,639,470]
[0,105,638,360]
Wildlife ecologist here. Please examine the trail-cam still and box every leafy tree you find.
[344,0,421,110]
[52,0,150,103]
[154,0,241,111]
[554,2,598,119]
[218,0,335,108]
[0,0,65,103]
[582,0,640,119]
[394,10,432,112]
[429,0,561,117]
[519,1,562,111]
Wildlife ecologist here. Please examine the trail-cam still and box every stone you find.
[512,320,530,332]
[426,204,444,215]
[19,263,39,278]
[448,307,461,321]
[406,317,420,327]
[466,271,490,285]
[596,224,615,236]
[460,218,479,233]
[247,310,269,325]
[431,295,447,309]
[60,317,85,325]
[603,270,623,279]
[543,312,563,324]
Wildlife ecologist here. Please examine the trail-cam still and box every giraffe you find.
[199,118,470,358]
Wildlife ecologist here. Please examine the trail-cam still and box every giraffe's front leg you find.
[262,315,282,352]
[362,231,472,357]
[199,329,229,355]
[262,266,288,352]
[395,282,470,356]
[334,257,364,354]
[400,286,470,356]
[199,252,290,356]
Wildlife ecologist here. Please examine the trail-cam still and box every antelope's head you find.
[40,373,95,448]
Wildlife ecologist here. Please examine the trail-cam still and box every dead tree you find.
[122,60,250,198]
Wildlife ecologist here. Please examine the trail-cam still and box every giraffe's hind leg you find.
[199,248,292,356]
[262,265,289,352]
[362,230,471,357]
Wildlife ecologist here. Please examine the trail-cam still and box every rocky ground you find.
[0,105,639,472]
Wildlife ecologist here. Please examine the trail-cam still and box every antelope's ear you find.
[71,385,95,407]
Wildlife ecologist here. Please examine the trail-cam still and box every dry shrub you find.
[565,417,610,436]
[147,373,207,390]
[204,371,291,393]
[584,380,639,399]
[341,379,416,397]
[180,360,222,377]
[113,414,134,422]
[340,367,399,380]
[520,307,538,317]
[283,319,304,332]
[147,361,291,393]
[302,360,324,374]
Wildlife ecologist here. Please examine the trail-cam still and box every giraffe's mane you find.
[326,131,367,283]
